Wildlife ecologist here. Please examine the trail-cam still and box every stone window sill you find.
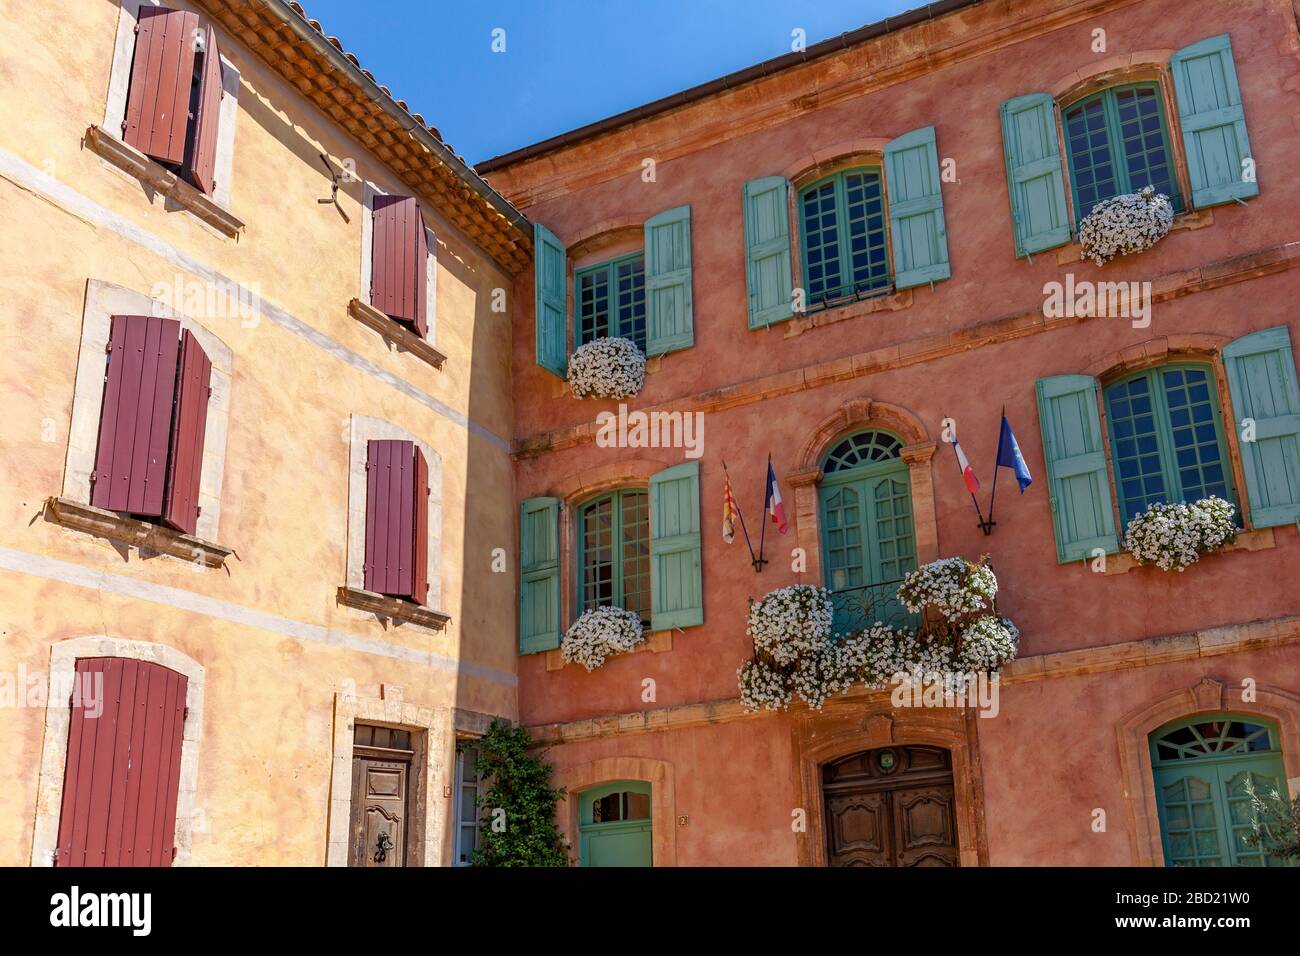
[84,125,244,239]
[545,628,673,671]
[1103,526,1275,575]
[783,288,913,339]
[1055,209,1214,266]
[337,585,451,630]
[48,496,233,568]
[348,299,447,370]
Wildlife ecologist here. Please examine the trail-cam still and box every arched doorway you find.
[578,781,653,867]
[822,745,959,866]
[818,430,917,635]
[1150,715,1291,866]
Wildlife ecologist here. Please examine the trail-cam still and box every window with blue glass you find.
[1062,84,1182,220]
[575,253,646,352]
[1103,364,1235,522]
[798,167,891,308]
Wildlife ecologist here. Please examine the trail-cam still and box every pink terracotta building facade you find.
[480,0,1300,866]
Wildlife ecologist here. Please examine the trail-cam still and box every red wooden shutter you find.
[364,440,425,601]
[413,447,429,606]
[162,330,212,535]
[56,658,188,867]
[370,195,429,337]
[92,316,182,517]
[187,26,223,195]
[122,6,199,166]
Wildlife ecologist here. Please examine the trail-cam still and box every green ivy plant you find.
[463,719,570,866]
[1242,775,1300,860]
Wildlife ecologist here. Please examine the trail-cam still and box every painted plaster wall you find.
[0,0,519,864]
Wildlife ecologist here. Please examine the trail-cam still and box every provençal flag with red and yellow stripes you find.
[722,472,739,544]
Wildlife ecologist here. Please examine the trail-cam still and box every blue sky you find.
[298,0,922,164]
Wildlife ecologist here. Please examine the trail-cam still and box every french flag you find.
[953,431,980,495]
[764,461,788,534]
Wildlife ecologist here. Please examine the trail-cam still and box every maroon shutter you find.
[55,659,187,868]
[364,440,418,600]
[92,316,182,516]
[122,6,199,166]
[187,26,223,195]
[413,447,429,606]
[370,195,429,336]
[162,330,212,535]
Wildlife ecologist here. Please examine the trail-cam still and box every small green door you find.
[1151,716,1292,866]
[578,781,652,867]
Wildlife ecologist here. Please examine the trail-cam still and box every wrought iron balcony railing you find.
[829,579,918,636]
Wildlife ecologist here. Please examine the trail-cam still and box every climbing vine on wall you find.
[465,719,570,867]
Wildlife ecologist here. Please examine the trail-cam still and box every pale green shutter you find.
[649,461,702,630]
[1170,34,1258,208]
[1035,374,1120,563]
[742,176,794,328]
[883,126,950,289]
[534,223,567,377]
[1223,327,1300,528]
[1000,93,1071,257]
[519,496,561,654]
[644,205,694,355]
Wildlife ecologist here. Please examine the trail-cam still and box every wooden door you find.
[823,745,959,867]
[578,781,653,867]
[348,724,413,867]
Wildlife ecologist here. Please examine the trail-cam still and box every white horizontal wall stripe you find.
[0,147,510,453]
[0,546,516,688]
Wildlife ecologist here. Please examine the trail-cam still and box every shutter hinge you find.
[133,23,140,35]
[68,693,74,708]
[195,505,202,518]
[183,706,190,721]
[172,846,178,862]
[207,386,213,398]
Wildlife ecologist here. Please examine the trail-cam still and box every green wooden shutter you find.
[1170,34,1258,208]
[1223,327,1300,528]
[534,223,567,377]
[644,205,694,355]
[1000,93,1071,257]
[1035,374,1120,563]
[883,126,951,289]
[519,496,561,654]
[742,176,794,328]
[649,461,702,630]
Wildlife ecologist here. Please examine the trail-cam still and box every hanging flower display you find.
[1077,186,1175,267]
[561,605,645,670]
[1123,496,1237,571]
[737,558,1019,712]
[566,336,646,400]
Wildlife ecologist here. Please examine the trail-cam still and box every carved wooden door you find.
[823,745,959,867]
[348,724,414,867]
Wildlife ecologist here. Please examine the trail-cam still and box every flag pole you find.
[985,406,1005,534]
[722,459,761,569]
[948,412,992,535]
[756,453,771,573]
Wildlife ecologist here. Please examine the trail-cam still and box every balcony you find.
[829,579,918,636]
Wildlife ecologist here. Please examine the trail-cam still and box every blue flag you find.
[996,415,1033,493]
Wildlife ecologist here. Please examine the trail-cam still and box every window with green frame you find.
[575,253,647,352]
[1062,83,1183,220]
[1150,715,1291,867]
[1103,364,1236,522]
[798,167,891,309]
[578,489,650,622]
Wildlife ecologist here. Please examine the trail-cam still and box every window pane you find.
[801,179,842,302]
[1106,375,1168,520]
[1160,368,1232,507]
[458,824,477,864]
[615,256,647,352]
[625,790,651,820]
[593,792,622,823]
[1114,86,1181,212]
[582,497,616,611]
[620,491,651,620]
[577,267,611,345]
[841,170,890,294]
[1065,96,1118,217]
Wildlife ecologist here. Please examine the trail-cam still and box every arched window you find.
[578,489,650,621]
[798,167,891,307]
[818,430,916,634]
[1102,363,1235,521]
[578,781,652,867]
[1062,83,1182,219]
[1150,715,1290,867]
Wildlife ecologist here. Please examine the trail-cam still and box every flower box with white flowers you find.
[737,557,1019,712]
[1123,496,1237,572]
[1077,186,1175,267]
[566,337,646,400]
[560,605,646,670]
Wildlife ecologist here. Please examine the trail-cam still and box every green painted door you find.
[578,781,652,867]
[1151,716,1292,866]
[818,432,917,634]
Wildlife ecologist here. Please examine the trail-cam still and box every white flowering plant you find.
[566,337,646,400]
[561,605,645,671]
[737,563,1019,711]
[1123,496,1237,571]
[1077,186,1175,267]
